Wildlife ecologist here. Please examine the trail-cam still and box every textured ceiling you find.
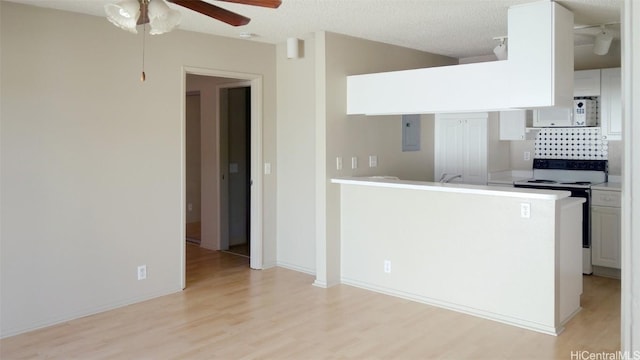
[6,0,623,60]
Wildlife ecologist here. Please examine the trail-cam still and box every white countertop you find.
[592,182,622,191]
[487,170,532,184]
[332,177,571,200]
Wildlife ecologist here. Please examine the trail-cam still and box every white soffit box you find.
[347,1,574,115]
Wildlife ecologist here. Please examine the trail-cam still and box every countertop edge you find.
[592,182,622,191]
[331,177,571,200]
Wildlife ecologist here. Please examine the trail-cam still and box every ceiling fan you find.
[105,0,282,35]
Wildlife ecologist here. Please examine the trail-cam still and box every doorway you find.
[181,67,264,290]
[220,85,251,257]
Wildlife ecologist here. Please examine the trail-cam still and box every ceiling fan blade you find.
[216,0,282,8]
[168,0,250,26]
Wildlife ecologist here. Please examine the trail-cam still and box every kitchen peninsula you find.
[331,177,585,335]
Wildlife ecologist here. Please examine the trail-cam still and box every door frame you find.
[180,67,264,289]
[217,81,252,253]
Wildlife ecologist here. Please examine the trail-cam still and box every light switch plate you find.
[351,157,358,169]
[336,157,342,170]
[369,155,378,167]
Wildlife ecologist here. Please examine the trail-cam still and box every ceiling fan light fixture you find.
[493,37,508,61]
[593,25,613,55]
[105,0,140,34]
[148,0,181,35]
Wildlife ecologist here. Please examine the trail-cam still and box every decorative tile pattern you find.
[534,128,608,159]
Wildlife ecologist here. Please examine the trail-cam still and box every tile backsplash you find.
[534,127,608,160]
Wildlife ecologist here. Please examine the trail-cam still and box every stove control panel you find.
[532,159,608,171]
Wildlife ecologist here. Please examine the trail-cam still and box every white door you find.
[435,113,488,185]
[463,116,488,185]
[435,116,465,182]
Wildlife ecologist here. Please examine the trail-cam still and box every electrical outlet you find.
[384,260,391,273]
[137,265,147,280]
[187,203,192,212]
[520,203,531,218]
[351,157,358,169]
[336,157,342,170]
[524,151,531,161]
[264,162,271,175]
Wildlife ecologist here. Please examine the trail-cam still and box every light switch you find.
[369,155,378,168]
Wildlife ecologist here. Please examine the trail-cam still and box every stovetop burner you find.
[561,181,592,186]
[527,179,557,184]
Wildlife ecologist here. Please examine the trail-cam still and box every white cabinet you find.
[435,113,488,185]
[591,189,621,269]
[506,1,574,109]
[499,110,535,140]
[347,2,573,115]
[600,68,622,141]
[574,69,601,96]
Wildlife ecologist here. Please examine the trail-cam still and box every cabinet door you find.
[574,69,601,96]
[435,113,487,184]
[600,68,622,141]
[500,111,526,140]
[464,117,488,185]
[435,117,465,182]
[500,110,534,140]
[591,206,621,269]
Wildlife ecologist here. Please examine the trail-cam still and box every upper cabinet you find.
[506,1,574,109]
[347,2,574,115]
[574,70,601,97]
[600,68,622,141]
[499,110,535,141]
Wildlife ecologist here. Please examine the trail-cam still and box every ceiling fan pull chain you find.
[141,22,146,82]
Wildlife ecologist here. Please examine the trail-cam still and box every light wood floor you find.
[186,221,201,243]
[1,244,620,359]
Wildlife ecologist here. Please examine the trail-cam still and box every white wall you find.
[185,93,201,225]
[0,2,277,337]
[317,32,457,286]
[275,32,455,276]
[339,183,582,334]
[186,75,221,250]
[275,34,318,273]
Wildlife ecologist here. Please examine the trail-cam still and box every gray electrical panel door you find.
[402,114,421,151]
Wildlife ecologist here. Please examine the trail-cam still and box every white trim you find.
[249,77,264,270]
[180,69,187,290]
[182,66,265,274]
[341,277,569,336]
[621,0,639,351]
